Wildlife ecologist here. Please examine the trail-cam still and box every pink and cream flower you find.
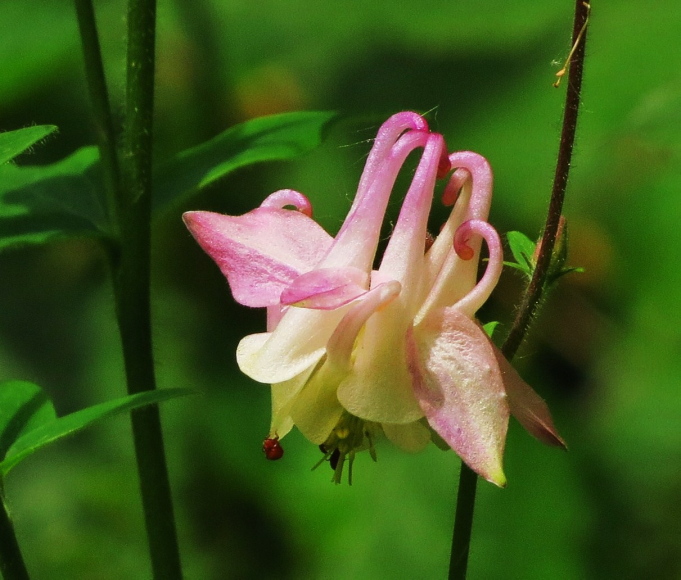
[184,112,564,486]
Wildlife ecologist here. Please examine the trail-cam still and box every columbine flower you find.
[184,112,564,486]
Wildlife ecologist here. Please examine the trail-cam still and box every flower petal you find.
[280,267,370,310]
[491,346,567,449]
[409,307,509,486]
[336,302,424,424]
[237,305,353,383]
[382,421,431,453]
[183,208,332,307]
[269,364,317,439]
[331,281,424,424]
[323,130,430,271]
[289,360,345,444]
[288,281,402,443]
[418,153,494,318]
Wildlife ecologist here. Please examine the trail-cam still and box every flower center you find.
[315,412,380,484]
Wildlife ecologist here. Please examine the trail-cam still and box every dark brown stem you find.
[502,0,590,360]
[448,3,591,579]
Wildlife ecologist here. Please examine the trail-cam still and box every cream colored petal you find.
[236,306,350,384]
[289,361,345,444]
[269,364,316,438]
[336,300,423,424]
[382,421,431,453]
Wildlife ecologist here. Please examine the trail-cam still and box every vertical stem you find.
[114,0,183,578]
[0,489,30,580]
[447,2,591,578]
[73,0,121,231]
[502,0,590,360]
[448,464,478,579]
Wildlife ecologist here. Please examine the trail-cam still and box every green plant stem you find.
[0,490,30,580]
[73,0,121,231]
[113,0,183,578]
[448,2,590,578]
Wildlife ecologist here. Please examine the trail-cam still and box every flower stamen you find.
[314,412,380,484]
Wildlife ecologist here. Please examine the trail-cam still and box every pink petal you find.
[324,129,430,271]
[280,267,369,310]
[409,307,509,486]
[183,208,332,307]
[418,153,494,314]
[492,346,567,449]
[379,133,444,296]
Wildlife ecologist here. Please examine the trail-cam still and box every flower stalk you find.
[503,0,591,361]
[448,2,591,578]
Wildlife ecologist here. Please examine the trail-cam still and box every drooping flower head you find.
[184,112,564,486]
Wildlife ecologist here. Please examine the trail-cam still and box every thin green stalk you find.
[73,0,121,232]
[0,490,30,580]
[448,2,591,578]
[113,0,182,577]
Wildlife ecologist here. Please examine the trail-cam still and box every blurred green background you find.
[2,0,680,578]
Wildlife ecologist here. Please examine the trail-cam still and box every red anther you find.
[263,436,284,460]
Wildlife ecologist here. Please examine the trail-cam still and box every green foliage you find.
[2,0,681,578]
[505,229,584,285]
[152,111,338,215]
[0,381,57,461]
[545,220,585,285]
[0,382,193,477]
[0,125,57,165]
[483,320,500,339]
[505,230,537,277]
[0,146,106,251]
[0,113,337,252]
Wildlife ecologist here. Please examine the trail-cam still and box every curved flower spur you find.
[183,112,565,486]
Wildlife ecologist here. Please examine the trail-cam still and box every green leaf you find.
[0,146,109,251]
[483,320,500,339]
[0,125,58,165]
[0,388,194,476]
[506,230,537,276]
[548,265,586,285]
[152,111,338,215]
[0,381,56,461]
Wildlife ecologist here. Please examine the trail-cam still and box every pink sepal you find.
[492,346,567,449]
[183,208,332,307]
[409,307,509,486]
